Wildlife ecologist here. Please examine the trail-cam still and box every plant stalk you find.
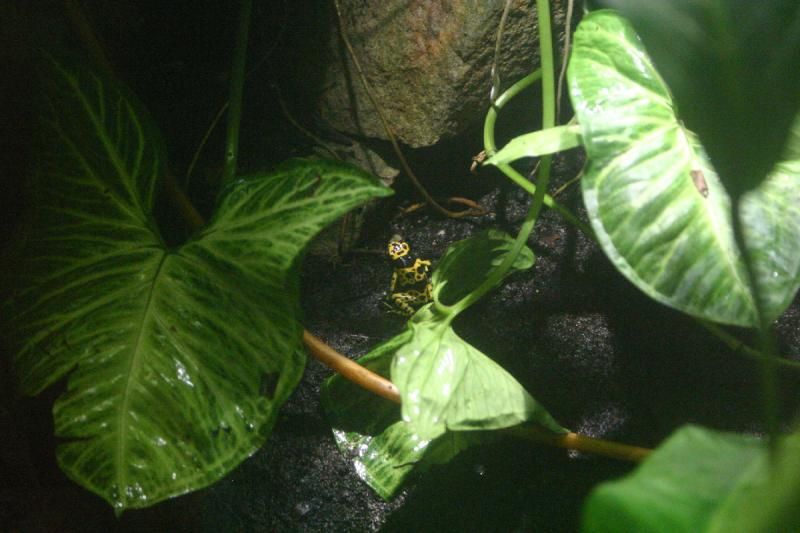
[731,199,781,444]
[698,320,800,371]
[452,0,560,315]
[483,72,595,237]
[303,331,400,402]
[222,0,252,186]
[306,330,651,462]
[490,0,514,104]
[63,0,114,78]
[537,0,555,131]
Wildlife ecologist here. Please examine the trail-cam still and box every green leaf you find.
[7,60,391,511]
[333,420,486,501]
[582,425,800,533]
[391,307,564,441]
[709,431,800,533]
[739,120,800,322]
[321,231,562,498]
[569,10,800,326]
[486,124,583,166]
[432,229,534,307]
[321,342,485,499]
[598,1,800,195]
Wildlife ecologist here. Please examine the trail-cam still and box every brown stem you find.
[303,331,400,402]
[68,0,651,465]
[506,426,651,462]
[401,196,488,216]
[444,196,488,213]
[303,329,652,462]
[551,163,584,198]
[332,0,484,219]
[489,0,514,104]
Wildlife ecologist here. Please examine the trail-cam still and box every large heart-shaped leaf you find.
[569,10,800,326]
[321,336,485,499]
[582,425,800,533]
[394,231,562,440]
[598,1,800,196]
[5,59,391,511]
[391,307,563,440]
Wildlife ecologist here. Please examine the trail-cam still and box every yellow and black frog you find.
[386,234,433,316]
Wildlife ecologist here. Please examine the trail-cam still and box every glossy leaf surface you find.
[398,231,558,440]
[7,60,390,511]
[582,425,800,533]
[322,231,563,497]
[569,10,800,326]
[432,228,534,306]
[391,307,563,440]
[598,0,800,196]
[739,119,800,320]
[321,337,484,499]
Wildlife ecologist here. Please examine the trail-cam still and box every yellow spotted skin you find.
[387,237,433,316]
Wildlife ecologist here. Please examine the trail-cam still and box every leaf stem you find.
[303,331,400,402]
[304,330,651,462]
[483,72,594,237]
[505,425,651,462]
[555,0,575,123]
[489,0,514,104]
[221,0,252,186]
[537,0,555,131]
[63,0,114,78]
[451,0,560,315]
[186,102,229,188]
[164,172,205,232]
[697,320,800,371]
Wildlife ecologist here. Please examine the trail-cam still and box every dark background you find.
[2,1,799,531]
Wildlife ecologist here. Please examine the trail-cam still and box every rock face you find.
[318,0,569,147]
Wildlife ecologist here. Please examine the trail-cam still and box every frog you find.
[386,234,433,316]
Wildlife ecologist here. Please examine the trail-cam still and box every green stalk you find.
[697,320,800,371]
[481,4,790,435]
[446,0,559,315]
[481,7,789,385]
[221,0,252,186]
[483,72,594,237]
[537,0,555,131]
[731,201,781,444]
